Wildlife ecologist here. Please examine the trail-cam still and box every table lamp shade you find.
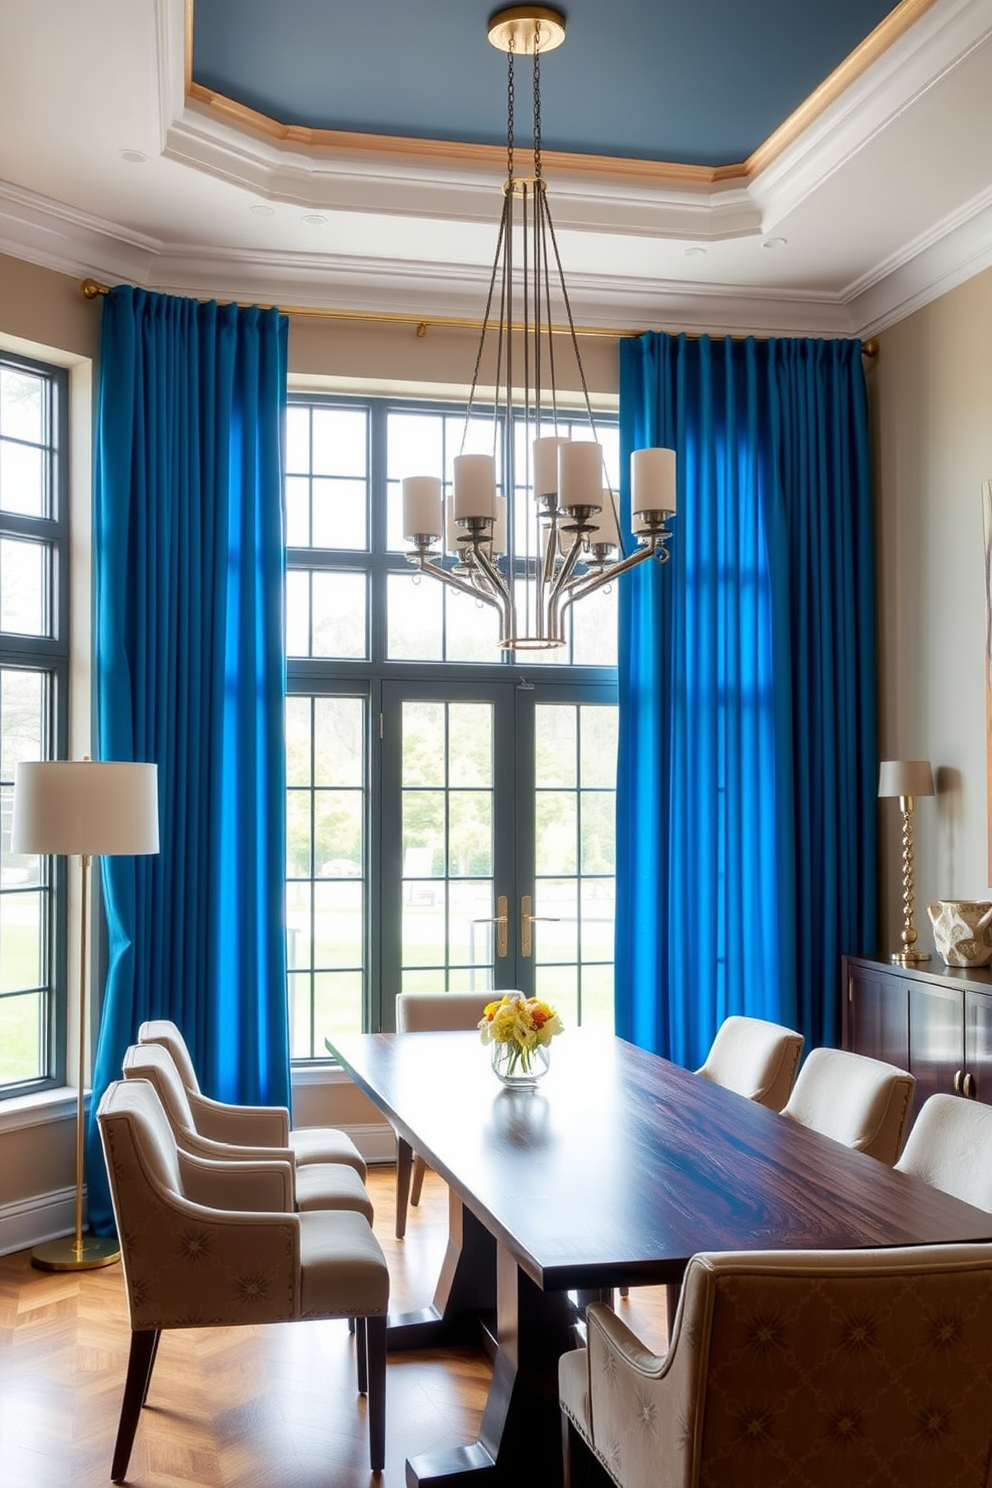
[878,759,934,799]
[10,761,159,856]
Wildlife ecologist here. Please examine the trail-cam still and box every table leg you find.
[406,1242,572,1488]
[387,1189,497,1351]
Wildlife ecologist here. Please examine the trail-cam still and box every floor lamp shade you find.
[878,759,935,801]
[10,760,159,857]
[9,759,159,1272]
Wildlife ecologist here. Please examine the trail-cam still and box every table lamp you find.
[878,758,934,966]
[10,759,159,1271]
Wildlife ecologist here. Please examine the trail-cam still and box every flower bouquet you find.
[478,991,563,1087]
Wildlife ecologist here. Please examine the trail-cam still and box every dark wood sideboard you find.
[843,954,992,1117]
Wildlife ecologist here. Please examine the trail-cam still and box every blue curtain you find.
[615,332,876,1067]
[88,287,290,1233]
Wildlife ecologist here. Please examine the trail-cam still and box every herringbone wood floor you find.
[0,1165,668,1488]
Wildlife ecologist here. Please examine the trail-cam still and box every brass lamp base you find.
[31,1234,120,1272]
[891,949,931,965]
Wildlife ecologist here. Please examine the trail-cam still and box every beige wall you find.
[873,263,992,953]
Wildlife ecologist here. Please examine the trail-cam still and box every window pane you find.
[581,790,615,875]
[449,704,492,787]
[0,889,43,992]
[402,703,445,787]
[312,572,367,658]
[388,571,443,661]
[536,706,577,788]
[314,880,363,969]
[311,407,367,478]
[0,991,45,1082]
[285,697,312,788]
[314,789,363,873]
[0,537,46,635]
[285,474,311,546]
[314,697,364,787]
[580,708,618,788]
[536,792,577,875]
[0,367,44,443]
[312,477,367,550]
[0,440,45,518]
[571,582,618,666]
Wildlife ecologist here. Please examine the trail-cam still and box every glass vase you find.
[491,1039,550,1089]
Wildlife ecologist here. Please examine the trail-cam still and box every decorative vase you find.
[491,1039,550,1089]
[927,900,992,968]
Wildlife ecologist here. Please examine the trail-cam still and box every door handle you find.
[964,1071,977,1100]
[954,1069,963,1093]
[520,894,559,959]
[473,894,508,958]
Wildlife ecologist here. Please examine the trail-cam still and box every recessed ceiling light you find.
[683,246,707,258]
[118,149,147,164]
[762,237,788,250]
[249,204,275,217]
[302,214,328,226]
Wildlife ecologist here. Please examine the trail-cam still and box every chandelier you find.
[401,5,676,652]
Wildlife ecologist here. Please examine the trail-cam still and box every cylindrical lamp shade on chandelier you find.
[400,7,677,652]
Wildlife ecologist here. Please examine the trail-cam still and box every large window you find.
[0,352,69,1097]
[286,395,620,1055]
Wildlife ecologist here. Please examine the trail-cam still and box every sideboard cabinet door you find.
[908,983,966,1110]
[842,959,909,1070]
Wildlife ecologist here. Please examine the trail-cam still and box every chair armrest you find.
[186,1088,291,1146]
[587,1301,669,1378]
[177,1149,295,1212]
[585,1302,690,1488]
[174,1124,296,1170]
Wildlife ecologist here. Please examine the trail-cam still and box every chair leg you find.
[111,1329,159,1483]
[395,1134,413,1239]
[366,1314,387,1473]
[355,1315,368,1395]
[140,1329,162,1406]
[410,1153,427,1207]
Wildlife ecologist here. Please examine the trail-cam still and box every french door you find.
[378,678,617,1033]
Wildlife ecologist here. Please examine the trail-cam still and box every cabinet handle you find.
[954,1070,963,1093]
[964,1071,977,1100]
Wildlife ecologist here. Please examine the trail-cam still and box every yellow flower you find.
[478,992,563,1052]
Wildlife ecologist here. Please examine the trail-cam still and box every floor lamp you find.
[11,759,160,1271]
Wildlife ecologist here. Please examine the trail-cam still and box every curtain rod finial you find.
[81,278,109,299]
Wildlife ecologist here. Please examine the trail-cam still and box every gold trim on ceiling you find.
[183,0,939,190]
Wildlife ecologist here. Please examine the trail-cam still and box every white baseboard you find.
[345,1122,398,1166]
[0,1185,78,1257]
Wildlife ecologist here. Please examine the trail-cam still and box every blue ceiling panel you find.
[191,0,901,167]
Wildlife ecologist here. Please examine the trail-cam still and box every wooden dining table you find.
[329,1028,992,1487]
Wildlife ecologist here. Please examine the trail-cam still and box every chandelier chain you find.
[533,24,542,182]
[506,36,515,185]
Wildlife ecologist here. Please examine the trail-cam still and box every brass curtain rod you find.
[79,279,879,356]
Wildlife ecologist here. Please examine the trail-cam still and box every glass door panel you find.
[393,693,501,995]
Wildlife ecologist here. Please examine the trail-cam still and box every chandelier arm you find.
[409,551,510,615]
[558,537,672,610]
[469,542,516,640]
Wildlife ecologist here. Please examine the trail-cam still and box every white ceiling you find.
[2,0,992,338]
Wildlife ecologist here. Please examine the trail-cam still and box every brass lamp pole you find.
[10,759,159,1271]
[878,759,935,966]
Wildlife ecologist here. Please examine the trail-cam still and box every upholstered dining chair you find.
[695,1014,804,1111]
[779,1045,915,1164]
[560,1244,992,1488]
[137,1017,366,1176]
[896,1091,992,1210]
[393,990,493,1238]
[97,1078,389,1481]
[122,1041,374,1219]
